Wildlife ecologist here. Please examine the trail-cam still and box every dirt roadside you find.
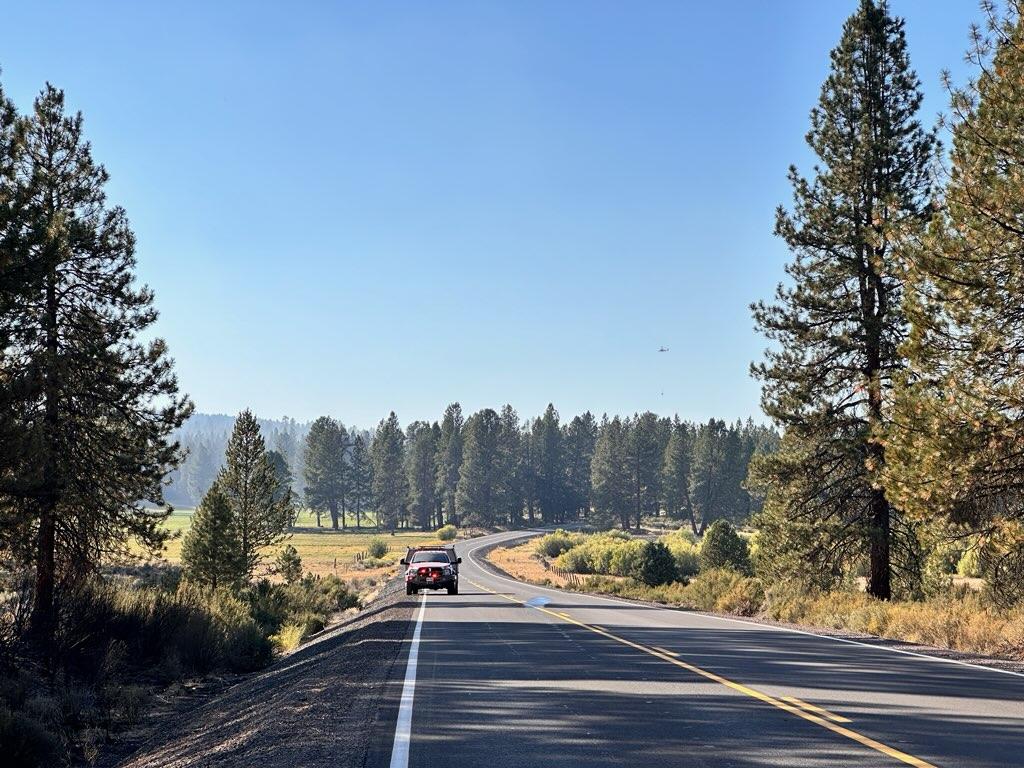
[107,580,414,768]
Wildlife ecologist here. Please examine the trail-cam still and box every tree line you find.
[300,404,778,534]
[752,0,1024,606]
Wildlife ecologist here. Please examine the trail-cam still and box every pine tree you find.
[456,409,501,527]
[690,419,728,535]
[435,403,464,525]
[885,3,1024,605]
[591,416,632,530]
[181,485,244,590]
[0,86,192,646]
[303,416,348,529]
[662,419,695,532]
[349,433,372,530]
[627,412,663,530]
[406,421,438,530]
[266,450,294,510]
[533,404,565,523]
[751,0,935,598]
[496,405,524,527]
[564,412,598,519]
[275,544,303,584]
[372,412,407,531]
[218,410,291,579]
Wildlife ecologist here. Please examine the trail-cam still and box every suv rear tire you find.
[447,584,458,595]
[406,586,417,595]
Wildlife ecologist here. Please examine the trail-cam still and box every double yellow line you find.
[469,579,936,768]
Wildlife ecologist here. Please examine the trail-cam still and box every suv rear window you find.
[410,551,449,563]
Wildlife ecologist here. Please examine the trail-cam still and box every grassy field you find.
[155,508,452,581]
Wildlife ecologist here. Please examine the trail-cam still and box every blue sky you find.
[1,1,978,427]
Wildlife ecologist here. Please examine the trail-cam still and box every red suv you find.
[402,547,461,595]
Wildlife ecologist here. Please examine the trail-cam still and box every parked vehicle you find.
[402,546,461,595]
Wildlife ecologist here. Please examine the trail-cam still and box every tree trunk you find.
[329,500,339,530]
[316,509,321,527]
[30,269,60,655]
[868,489,891,599]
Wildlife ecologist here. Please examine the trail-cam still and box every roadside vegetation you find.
[499,527,1024,660]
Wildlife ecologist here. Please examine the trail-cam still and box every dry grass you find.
[489,541,628,589]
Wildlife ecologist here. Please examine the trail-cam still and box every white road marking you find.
[389,592,427,768]
[465,533,1024,680]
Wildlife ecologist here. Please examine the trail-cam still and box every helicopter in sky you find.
[658,346,669,353]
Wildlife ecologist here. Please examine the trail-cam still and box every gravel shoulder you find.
[112,580,414,768]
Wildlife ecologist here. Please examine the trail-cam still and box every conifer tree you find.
[752,0,935,598]
[181,485,243,590]
[372,412,407,531]
[662,419,695,532]
[628,412,663,530]
[456,409,501,527]
[349,433,372,529]
[435,403,463,525]
[690,419,728,535]
[406,421,438,530]
[304,416,348,529]
[219,410,291,579]
[591,416,632,530]
[885,3,1024,605]
[533,404,565,523]
[496,405,525,527]
[0,86,192,645]
[564,412,598,519]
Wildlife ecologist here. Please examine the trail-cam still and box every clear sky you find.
[1,1,978,427]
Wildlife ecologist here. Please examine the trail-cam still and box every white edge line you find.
[465,533,1024,681]
[389,591,427,768]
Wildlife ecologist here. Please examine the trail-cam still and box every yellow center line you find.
[470,579,936,768]
[782,695,852,723]
[652,645,681,658]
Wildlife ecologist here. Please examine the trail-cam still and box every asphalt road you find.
[368,529,1024,768]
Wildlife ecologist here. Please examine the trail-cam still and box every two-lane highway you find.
[372,530,1024,768]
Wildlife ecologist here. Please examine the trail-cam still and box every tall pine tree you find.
[372,412,407,531]
[304,416,348,529]
[591,416,632,530]
[456,409,501,527]
[885,3,1024,605]
[349,433,372,530]
[752,0,934,598]
[0,86,192,647]
[435,403,463,526]
[406,421,438,530]
[218,410,291,579]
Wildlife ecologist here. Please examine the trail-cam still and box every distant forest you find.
[168,406,779,535]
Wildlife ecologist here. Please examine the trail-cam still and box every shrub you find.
[659,532,700,577]
[367,538,389,559]
[275,545,303,584]
[957,547,981,578]
[270,623,306,652]
[558,547,593,574]
[0,706,62,768]
[714,577,765,616]
[632,542,678,586]
[700,520,751,574]
[437,524,458,541]
[535,530,578,558]
[679,569,748,611]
